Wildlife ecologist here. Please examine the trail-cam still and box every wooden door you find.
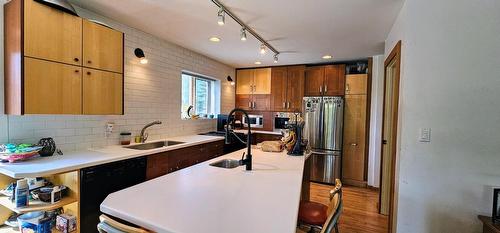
[286,66,306,111]
[252,94,271,111]
[83,68,123,115]
[342,95,367,184]
[146,152,169,180]
[346,74,368,95]
[271,67,288,111]
[83,20,123,73]
[24,0,82,66]
[253,68,272,94]
[304,66,324,96]
[324,65,346,96]
[235,94,252,110]
[236,69,254,94]
[24,58,82,114]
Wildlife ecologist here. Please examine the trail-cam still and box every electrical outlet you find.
[105,123,114,137]
[419,128,431,142]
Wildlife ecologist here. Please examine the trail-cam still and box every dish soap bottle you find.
[15,179,29,208]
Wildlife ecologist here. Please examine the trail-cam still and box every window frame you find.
[181,71,220,119]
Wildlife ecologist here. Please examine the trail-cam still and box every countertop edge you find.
[0,136,224,178]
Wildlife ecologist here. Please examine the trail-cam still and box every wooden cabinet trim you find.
[4,0,24,115]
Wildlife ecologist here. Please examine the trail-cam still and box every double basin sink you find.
[125,140,240,169]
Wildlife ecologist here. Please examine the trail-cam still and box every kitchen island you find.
[100,148,308,233]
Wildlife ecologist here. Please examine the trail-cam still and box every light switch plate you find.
[419,128,431,142]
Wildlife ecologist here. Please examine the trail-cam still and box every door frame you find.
[379,41,401,233]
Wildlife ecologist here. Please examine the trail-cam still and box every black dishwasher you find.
[80,156,147,233]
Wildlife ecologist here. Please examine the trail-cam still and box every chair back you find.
[320,179,343,233]
[97,214,150,233]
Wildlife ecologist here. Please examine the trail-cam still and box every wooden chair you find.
[297,179,343,233]
[97,214,151,233]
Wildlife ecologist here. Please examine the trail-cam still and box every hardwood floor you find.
[310,182,388,233]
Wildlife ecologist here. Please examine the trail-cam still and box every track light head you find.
[260,44,266,54]
[240,28,247,41]
[217,8,225,26]
[274,54,279,63]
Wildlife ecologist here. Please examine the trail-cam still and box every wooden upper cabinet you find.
[24,58,82,114]
[324,65,346,96]
[236,69,254,94]
[83,68,123,115]
[24,0,82,66]
[271,67,288,111]
[253,68,271,94]
[287,66,305,111]
[252,94,271,111]
[83,20,123,73]
[346,74,368,95]
[304,66,325,96]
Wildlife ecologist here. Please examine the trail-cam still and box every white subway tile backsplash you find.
[0,3,235,151]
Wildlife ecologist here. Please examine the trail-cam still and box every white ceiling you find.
[69,0,403,68]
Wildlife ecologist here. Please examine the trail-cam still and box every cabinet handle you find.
[324,85,328,93]
[287,102,290,109]
[346,84,350,93]
[351,143,358,146]
[283,102,286,108]
[249,102,252,108]
[74,58,79,62]
[87,60,92,64]
[319,86,323,94]
[74,70,79,73]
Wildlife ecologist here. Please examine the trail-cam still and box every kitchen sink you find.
[209,159,241,169]
[125,141,186,150]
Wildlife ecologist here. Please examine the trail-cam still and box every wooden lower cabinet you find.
[251,133,282,145]
[146,141,224,180]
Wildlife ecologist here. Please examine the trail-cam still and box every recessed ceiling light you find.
[254,61,262,65]
[322,55,333,59]
[209,37,221,42]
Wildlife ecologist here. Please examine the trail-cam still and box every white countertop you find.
[233,129,283,135]
[100,149,306,233]
[0,135,224,178]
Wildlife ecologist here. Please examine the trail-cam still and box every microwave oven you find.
[242,114,264,128]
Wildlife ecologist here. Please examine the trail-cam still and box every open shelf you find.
[0,225,63,233]
[0,195,78,214]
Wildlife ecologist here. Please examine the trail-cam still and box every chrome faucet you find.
[140,121,162,143]
[225,108,252,171]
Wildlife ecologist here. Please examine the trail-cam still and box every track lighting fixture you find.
[274,54,279,63]
[217,7,225,26]
[134,48,148,64]
[240,28,247,41]
[260,44,266,54]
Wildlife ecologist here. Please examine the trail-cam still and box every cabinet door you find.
[304,66,324,96]
[345,74,368,95]
[235,94,252,110]
[324,65,346,96]
[83,68,123,115]
[252,94,271,111]
[24,58,82,114]
[24,0,82,66]
[253,68,272,94]
[146,152,169,180]
[271,67,288,111]
[286,66,306,111]
[342,95,367,183]
[83,20,123,73]
[236,69,254,94]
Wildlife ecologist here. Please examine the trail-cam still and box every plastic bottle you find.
[15,179,29,208]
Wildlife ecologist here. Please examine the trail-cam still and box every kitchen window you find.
[181,72,220,119]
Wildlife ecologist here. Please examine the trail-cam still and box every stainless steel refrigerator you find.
[303,96,343,184]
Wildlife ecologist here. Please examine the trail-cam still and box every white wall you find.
[367,55,385,188]
[386,0,500,232]
[0,2,235,152]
